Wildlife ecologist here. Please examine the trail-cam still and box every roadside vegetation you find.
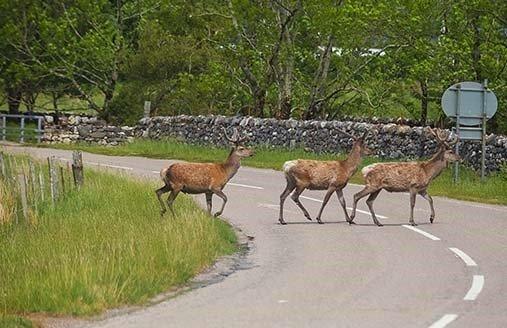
[0,155,237,321]
[47,139,507,206]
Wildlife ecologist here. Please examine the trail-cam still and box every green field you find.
[0,165,237,320]
[45,139,507,206]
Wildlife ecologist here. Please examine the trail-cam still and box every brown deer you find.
[350,128,459,226]
[156,128,254,217]
[279,130,373,225]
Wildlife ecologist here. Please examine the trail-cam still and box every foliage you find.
[1,1,506,133]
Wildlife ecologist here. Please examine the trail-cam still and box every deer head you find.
[336,128,373,156]
[223,127,254,158]
[428,128,461,163]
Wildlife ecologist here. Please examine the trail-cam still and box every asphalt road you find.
[3,144,507,328]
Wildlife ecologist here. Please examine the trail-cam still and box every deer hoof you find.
[410,222,418,226]
[305,216,312,221]
[347,220,356,225]
[279,219,287,225]
[214,212,222,217]
[316,219,324,224]
[376,223,383,227]
[430,217,434,223]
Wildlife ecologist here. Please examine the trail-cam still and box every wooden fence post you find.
[59,166,65,196]
[18,174,28,222]
[48,156,59,204]
[72,151,84,187]
[0,152,5,177]
[39,170,45,202]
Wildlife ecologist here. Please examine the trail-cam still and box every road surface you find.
[3,144,507,328]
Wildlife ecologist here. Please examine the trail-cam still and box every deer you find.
[349,128,460,227]
[279,129,373,225]
[156,128,254,217]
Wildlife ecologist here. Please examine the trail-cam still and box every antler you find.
[223,127,248,145]
[335,127,356,139]
[428,127,459,148]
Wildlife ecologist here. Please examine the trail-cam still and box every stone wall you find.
[42,114,507,173]
[137,115,507,173]
[42,116,135,145]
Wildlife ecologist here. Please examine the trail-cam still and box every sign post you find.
[441,80,498,182]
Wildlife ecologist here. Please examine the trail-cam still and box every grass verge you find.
[0,167,237,318]
[45,139,507,205]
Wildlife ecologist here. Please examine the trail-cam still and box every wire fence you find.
[0,151,84,225]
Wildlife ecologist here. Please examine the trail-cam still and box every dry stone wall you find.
[42,114,507,173]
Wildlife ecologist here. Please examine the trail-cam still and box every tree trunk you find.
[305,35,333,120]
[253,87,266,118]
[52,91,58,111]
[419,79,428,126]
[471,12,482,81]
[6,86,22,114]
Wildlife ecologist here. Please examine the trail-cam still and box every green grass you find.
[0,316,33,328]
[45,139,507,206]
[0,168,237,317]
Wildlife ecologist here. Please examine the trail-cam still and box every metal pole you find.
[20,117,25,143]
[37,117,42,143]
[481,79,488,182]
[1,116,5,141]
[454,84,461,183]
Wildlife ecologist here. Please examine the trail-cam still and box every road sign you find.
[442,81,498,126]
[440,80,498,182]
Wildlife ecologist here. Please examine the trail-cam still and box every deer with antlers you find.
[350,128,460,226]
[279,129,373,225]
[156,128,254,217]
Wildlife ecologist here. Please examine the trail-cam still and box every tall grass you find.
[0,160,237,317]
[47,139,507,205]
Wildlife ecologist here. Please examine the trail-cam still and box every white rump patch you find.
[283,160,298,173]
[361,164,378,177]
[160,167,169,181]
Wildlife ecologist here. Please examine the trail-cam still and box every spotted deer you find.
[350,128,459,226]
[279,130,373,225]
[156,128,254,217]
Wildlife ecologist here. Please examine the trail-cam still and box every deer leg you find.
[335,189,351,223]
[212,189,227,217]
[365,190,382,226]
[409,189,417,226]
[291,186,312,221]
[156,184,171,216]
[166,189,180,217]
[315,187,335,224]
[205,192,213,214]
[350,186,376,223]
[279,181,296,225]
[419,190,435,223]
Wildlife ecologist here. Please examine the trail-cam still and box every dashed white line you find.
[464,275,484,301]
[300,195,388,219]
[228,182,264,190]
[428,314,458,328]
[402,225,441,241]
[449,248,477,266]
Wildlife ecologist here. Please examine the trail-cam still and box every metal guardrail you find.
[0,114,45,143]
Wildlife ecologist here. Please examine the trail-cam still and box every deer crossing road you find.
[3,145,507,328]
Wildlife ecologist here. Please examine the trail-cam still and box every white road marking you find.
[228,182,264,190]
[152,170,160,174]
[448,248,477,266]
[300,195,388,219]
[278,300,288,303]
[59,157,133,170]
[464,275,484,301]
[428,314,458,328]
[402,225,441,241]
